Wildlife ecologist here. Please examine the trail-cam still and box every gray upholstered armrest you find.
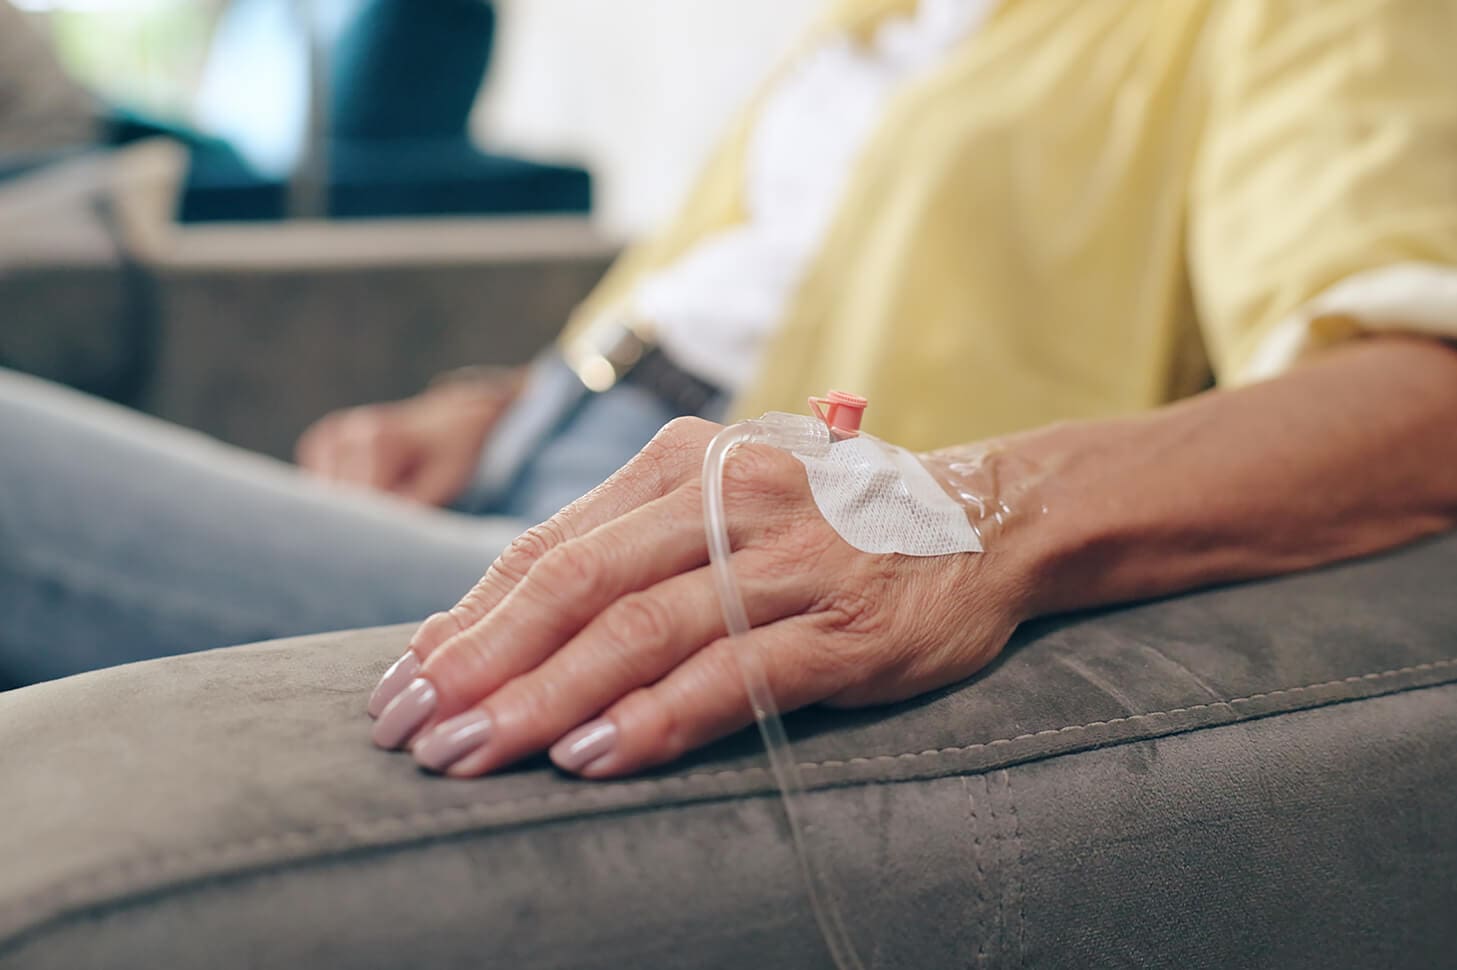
[3,534,1455,969]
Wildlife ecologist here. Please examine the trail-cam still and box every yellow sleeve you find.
[1189,0,1457,385]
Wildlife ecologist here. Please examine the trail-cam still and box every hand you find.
[296,369,523,507]
[368,417,1038,778]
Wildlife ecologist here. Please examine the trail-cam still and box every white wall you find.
[473,0,821,239]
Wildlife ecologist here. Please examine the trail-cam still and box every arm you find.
[364,335,1457,778]
[1012,335,1457,617]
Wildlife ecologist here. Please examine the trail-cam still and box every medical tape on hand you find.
[793,434,982,556]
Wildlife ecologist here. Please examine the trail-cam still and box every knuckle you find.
[818,580,893,641]
[369,419,404,451]
[453,569,503,615]
[497,520,567,581]
[641,417,716,481]
[344,407,378,434]
[658,415,716,444]
[620,687,687,763]
[722,445,802,498]
[494,676,561,739]
[475,559,520,602]
[422,630,494,704]
[441,602,475,637]
[533,540,607,600]
[361,414,387,440]
[598,594,676,673]
[692,647,751,711]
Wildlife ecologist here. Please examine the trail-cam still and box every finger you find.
[370,519,512,717]
[367,608,462,719]
[415,557,812,775]
[308,410,364,483]
[397,453,471,508]
[293,416,332,471]
[403,416,722,663]
[425,483,710,708]
[297,413,346,478]
[550,616,846,778]
[335,409,391,489]
[372,482,713,748]
[376,421,803,728]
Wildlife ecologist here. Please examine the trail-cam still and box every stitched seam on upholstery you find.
[800,657,1457,769]
[1009,771,1025,968]
[962,776,986,964]
[990,773,1004,959]
[8,656,1457,943]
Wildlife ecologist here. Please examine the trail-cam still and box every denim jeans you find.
[0,358,702,686]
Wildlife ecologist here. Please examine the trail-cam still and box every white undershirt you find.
[636,0,997,394]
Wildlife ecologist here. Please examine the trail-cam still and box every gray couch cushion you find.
[2,534,1455,969]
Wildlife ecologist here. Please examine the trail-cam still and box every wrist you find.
[925,416,1157,623]
[920,434,1065,623]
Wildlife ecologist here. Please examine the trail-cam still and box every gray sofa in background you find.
[0,141,615,459]
[138,215,613,460]
[0,151,142,405]
[2,530,1453,969]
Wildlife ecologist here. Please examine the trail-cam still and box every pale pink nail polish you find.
[551,720,618,773]
[371,678,437,749]
[367,651,420,718]
[414,711,492,772]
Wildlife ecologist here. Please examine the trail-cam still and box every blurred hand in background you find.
[296,367,523,507]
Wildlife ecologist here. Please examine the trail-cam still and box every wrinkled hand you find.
[296,371,521,507]
[368,418,1035,778]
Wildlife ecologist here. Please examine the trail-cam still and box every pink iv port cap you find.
[809,390,868,438]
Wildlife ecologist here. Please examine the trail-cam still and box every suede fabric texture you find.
[1,534,1455,968]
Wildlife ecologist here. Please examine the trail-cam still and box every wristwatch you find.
[561,309,656,393]
[562,308,723,416]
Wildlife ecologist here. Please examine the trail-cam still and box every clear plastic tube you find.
[701,414,865,970]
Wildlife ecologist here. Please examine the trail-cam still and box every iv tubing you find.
[702,421,865,970]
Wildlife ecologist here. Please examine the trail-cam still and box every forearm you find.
[991,336,1457,619]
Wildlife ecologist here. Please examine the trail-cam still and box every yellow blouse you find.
[560,0,1457,450]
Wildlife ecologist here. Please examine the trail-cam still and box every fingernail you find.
[413,710,493,772]
[371,678,437,750]
[367,651,421,718]
[550,719,618,774]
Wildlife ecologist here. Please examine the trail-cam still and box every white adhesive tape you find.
[794,434,982,556]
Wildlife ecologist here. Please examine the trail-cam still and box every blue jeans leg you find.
[0,369,525,686]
